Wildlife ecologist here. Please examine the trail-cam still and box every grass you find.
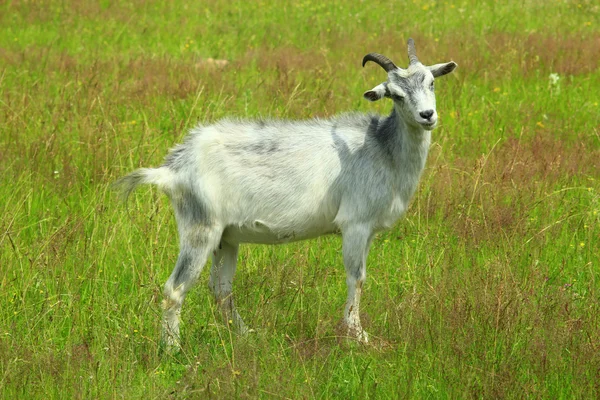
[1,0,599,398]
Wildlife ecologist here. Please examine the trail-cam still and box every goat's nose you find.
[419,110,434,120]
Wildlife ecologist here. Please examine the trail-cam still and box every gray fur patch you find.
[175,189,209,225]
[368,111,399,159]
[389,69,430,100]
[256,120,267,129]
[163,146,187,171]
[224,139,280,157]
[163,132,200,171]
[172,252,193,287]
[244,140,279,155]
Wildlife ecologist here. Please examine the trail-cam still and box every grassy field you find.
[1,0,599,398]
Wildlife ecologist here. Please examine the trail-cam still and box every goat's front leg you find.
[341,225,374,343]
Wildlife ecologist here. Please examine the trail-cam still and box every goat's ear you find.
[428,62,457,78]
[363,82,388,102]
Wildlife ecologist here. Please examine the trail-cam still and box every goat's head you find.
[363,38,457,131]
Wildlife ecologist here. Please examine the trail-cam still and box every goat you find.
[114,38,457,349]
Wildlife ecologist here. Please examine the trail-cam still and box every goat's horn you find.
[407,38,419,65]
[362,53,397,72]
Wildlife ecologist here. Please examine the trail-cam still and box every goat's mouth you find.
[420,121,437,130]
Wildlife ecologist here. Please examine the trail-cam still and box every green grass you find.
[1,0,599,398]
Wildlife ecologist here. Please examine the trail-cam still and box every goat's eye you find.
[391,94,404,101]
[430,82,435,91]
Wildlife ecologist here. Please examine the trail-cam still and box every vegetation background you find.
[1,0,599,398]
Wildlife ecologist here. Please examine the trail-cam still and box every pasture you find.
[1,0,599,398]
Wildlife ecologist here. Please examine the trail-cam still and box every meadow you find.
[1,0,599,398]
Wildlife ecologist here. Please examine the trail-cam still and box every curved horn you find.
[362,53,397,72]
[407,38,419,65]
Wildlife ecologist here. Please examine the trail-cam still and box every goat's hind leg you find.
[209,240,248,334]
[162,224,223,351]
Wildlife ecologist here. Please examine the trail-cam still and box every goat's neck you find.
[386,107,431,170]
[386,106,431,198]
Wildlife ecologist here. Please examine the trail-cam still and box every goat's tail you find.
[112,167,175,202]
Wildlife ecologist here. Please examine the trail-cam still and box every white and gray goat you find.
[115,38,457,348]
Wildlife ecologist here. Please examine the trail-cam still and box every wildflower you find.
[493,87,501,93]
[536,121,545,128]
[548,73,560,86]
[549,73,561,95]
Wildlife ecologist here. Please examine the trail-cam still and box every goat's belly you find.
[222,221,340,245]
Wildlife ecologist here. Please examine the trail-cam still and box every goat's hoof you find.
[160,333,181,355]
[226,320,250,335]
[237,324,250,335]
[341,322,369,344]
[351,328,369,344]
[159,341,181,355]
[357,330,369,344]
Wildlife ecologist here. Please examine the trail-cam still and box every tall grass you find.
[1,0,599,398]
